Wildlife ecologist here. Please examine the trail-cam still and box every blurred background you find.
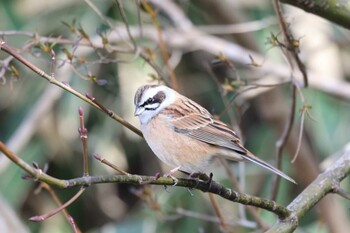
[1,0,350,232]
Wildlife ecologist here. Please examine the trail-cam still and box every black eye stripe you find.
[140,98,154,107]
[140,91,166,107]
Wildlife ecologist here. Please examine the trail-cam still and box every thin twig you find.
[0,40,142,137]
[271,84,296,200]
[115,0,137,50]
[0,141,67,187]
[140,0,178,89]
[270,0,308,199]
[332,181,350,201]
[208,193,228,231]
[335,188,350,201]
[83,93,142,137]
[78,108,89,176]
[135,0,144,41]
[50,49,56,79]
[84,0,114,28]
[29,187,86,222]
[40,183,81,233]
[93,153,130,175]
[273,0,308,87]
[1,30,350,99]
[291,107,306,163]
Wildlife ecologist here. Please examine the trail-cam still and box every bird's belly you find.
[141,119,216,173]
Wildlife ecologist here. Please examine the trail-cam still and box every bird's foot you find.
[163,172,179,186]
[188,172,213,190]
[163,166,181,186]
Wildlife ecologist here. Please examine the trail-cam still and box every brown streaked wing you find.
[171,113,246,154]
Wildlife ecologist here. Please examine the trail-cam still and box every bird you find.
[134,84,296,184]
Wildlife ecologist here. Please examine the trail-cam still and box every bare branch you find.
[29,187,86,222]
[115,0,137,50]
[78,108,89,177]
[267,142,350,232]
[141,0,178,89]
[93,153,130,175]
[2,29,350,99]
[273,0,308,87]
[37,183,81,233]
[271,85,297,200]
[0,141,67,187]
[208,193,228,231]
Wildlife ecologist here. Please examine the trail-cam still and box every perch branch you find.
[0,140,290,219]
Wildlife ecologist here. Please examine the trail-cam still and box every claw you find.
[172,176,178,186]
[163,173,178,186]
[163,166,181,186]
[162,174,179,190]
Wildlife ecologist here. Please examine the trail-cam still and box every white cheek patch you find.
[145,103,160,110]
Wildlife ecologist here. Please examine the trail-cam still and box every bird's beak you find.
[134,106,145,116]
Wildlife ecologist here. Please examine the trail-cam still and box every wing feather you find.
[171,113,246,154]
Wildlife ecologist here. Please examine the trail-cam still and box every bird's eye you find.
[147,97,153,104]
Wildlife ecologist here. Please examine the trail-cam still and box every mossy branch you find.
[0,141,290,219]
[282,0,350,29]
[267,143,350,232]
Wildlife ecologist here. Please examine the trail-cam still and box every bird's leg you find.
[163,166,181,186]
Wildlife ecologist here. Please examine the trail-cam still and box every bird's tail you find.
[242,150,296,184]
